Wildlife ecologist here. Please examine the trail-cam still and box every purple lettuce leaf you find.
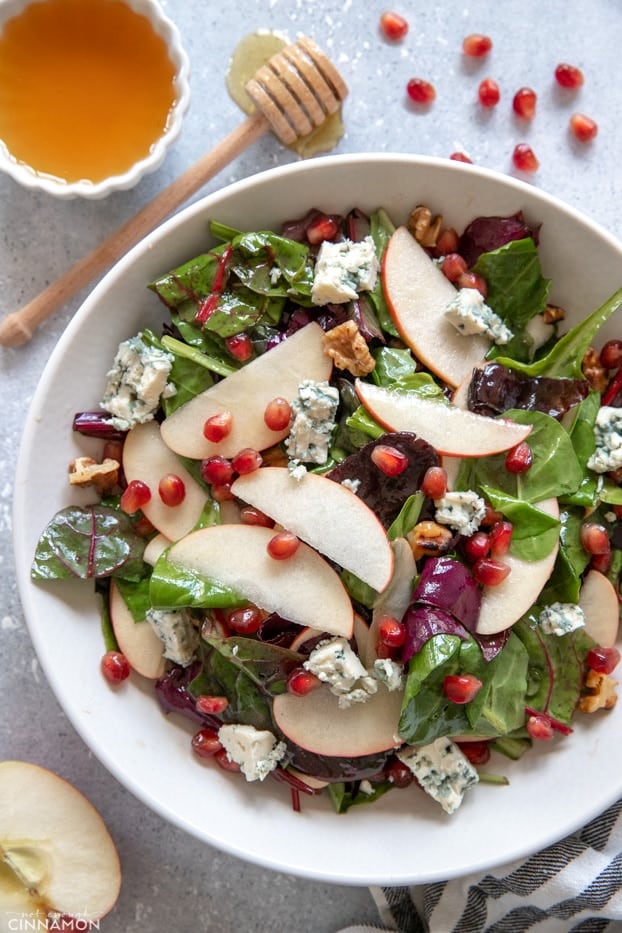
[459,211,540,267]
[412,556,482,630]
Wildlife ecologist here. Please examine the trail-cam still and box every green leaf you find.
[480,486,561,561]
[189,649,273,731]
[200,634,302,696]
[328,780,393,813]
[473,238,551,327]
[114,576,153,621]
[345,406,385,441]
[149,552,246,610]
[387,492,425,540]
[369,209,398,338]
[161,334,237,380]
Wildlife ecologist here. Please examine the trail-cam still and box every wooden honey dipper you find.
[0,36,347,347]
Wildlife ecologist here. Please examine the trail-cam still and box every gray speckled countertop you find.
[1,2,621,931]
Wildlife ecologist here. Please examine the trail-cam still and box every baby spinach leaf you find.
[479,486,560,561]
[115,576,153,622]
[473,237,551,327]
[189,649,274,731]
[329,781,393,813]
[149,552,246,610]
[387,492,425,540]
[201,634,302,696]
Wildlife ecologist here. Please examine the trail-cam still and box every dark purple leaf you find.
[346,208,371,242]
[73,411,126,440]
[468,362,590,420]
[476,629,510,661]
[402,604,470,662]
[459,211,540,267]
[285,743,390,781]
[155,663,220,727]
[412,556,481,630]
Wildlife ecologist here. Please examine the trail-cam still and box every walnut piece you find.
[68,456,120,495]
[542,303,566,325]
[579,668,618,713]
[407,205,443,248]
[582,346,608,392]
[407,521,454,561]
[323,321,375,377]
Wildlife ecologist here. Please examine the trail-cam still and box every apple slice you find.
[231,467,394,592]
[166,524,353,638]
[382,225,489,387]
[356,380,532,457]
[160,322,332,459]
[579,569,620,648]
[143,532,171,566]
[273,684,404,756]
[365,537,416,667]
[109,581,166,679]
[476,498,560,635]
[123,421,208,541]
[0,761,121,923]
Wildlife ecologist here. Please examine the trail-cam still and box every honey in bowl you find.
[0,0,178,184]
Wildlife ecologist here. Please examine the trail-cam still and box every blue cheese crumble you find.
[372,658,404,691]
[146,608,199,667]
[285,379,339,466]
[444,288,513,346]
[587,406,622,474]
[397,738,479,814]
[538,602,586,636]
[434,490,486,537]
[217,724,286,782]
[311,236,379,305]
[100,334,176,431]
[303,637,378,708]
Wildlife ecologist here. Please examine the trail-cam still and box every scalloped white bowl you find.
[0,0,190,199]
[14,154,622,884]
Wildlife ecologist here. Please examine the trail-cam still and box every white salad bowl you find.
[14,154,622,885]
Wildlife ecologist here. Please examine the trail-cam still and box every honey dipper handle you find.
[0,110,269,348]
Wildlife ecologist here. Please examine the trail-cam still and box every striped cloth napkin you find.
[338,798,622,933]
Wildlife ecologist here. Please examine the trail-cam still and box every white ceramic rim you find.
[0,0,191,199]
[13,154,622,884]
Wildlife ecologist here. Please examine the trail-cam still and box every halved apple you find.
[0,761,121,923]
[160,322,332,459]
[123,421,208,541]
[355,380,532,457]
[382,226,489,387]
[109,581,166,679]
[579,569,620,648]
[476,498,560,635]
[231,467,394,592]
[273,684,404,756]
[166,524,353,638]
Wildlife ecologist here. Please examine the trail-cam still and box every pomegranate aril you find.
[512,143,539,173]
[215,748,242,772]
[586,646,621,675]
[434,227,460,256]
[512,86,537,120]
[599,340,622,370]
[456,271,488,297]
[473,557,511,586]
[464,531,490,563]
[505,441,533,474]
[211,482,234,502]
[421,465,448,499]
[526,714,554,741]
[200,455,234,486]
[191,728,223,758]
[371,444,409,477]
[462,33,492,57]
[195,695,229,715]
[267,531,300,560]
[240,505,274,528]
[443,674,483,704]
[203,410,233,443]
[555,62,584,89]
[441,253,468,283]
[590,551,612,574]
[570,113,598,142]
[232,447,262,474]
[378,615,406,648]
[287,668,322,696]
[478,77,500,107]
[580,522,610,555]
[226,606,263,635]
[457,740,491,766]
[376,641,399,660]
[120,479,151,514]
[525,706,573,736]
[380,11,409,41]
[489,520,513,558]
[101,650,131,685]
[385,757,414,788]
[450,151,473,163]
[406,77,436,104]
[158,473,186,507]
[225,332,253,362]
[264,396,292,432]
[306,214,340,244]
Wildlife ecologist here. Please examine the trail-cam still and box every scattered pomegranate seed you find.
[457,740,491,765]
[380,11,409,41]
[133,515,156,538]
[370,444,409,477]
[525,706,573,736]
[232,447,263,474]
[434,227,460,256]
[586,646,621,675]
[267,531,300,560]
[505,441,533,474]
[462,33,492,57]
[226,606,264,635]
[463,530,490,563]
[512,87,537,120]
[456,270,488,297]
[599,340,622,370]
[101,650,131,685]
[200,455,234,486]
[489,520,513,558]
[478,77,500,107]
[225,332,253,362]
[590,550,612,574]
[554,62,584,89]
[512,143,540,173]
[570,112,598,142]
[191,727,223,758]
[378,615,406,648]
[602,367,622,405]
[449,151,473,163]
[203,410,233,443]
[580,522,610,555]
[120,479,151,514]
[526,714,554,740]
[287,668,323,696]
[473,556,511,586]
[240,505,274,528]
[195,695,229,715]
[440,253,468,283]
[406,77,436,105]
[158,473,186,507]
[214,748,241,773]
[481,504,504,527]
[306,214,340,244]
[421,465,448,499]
[385,757,414,788]
[443,674,483,704]
[264,396,292,431]
[211,482,234,502]
[376,641,400,660]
